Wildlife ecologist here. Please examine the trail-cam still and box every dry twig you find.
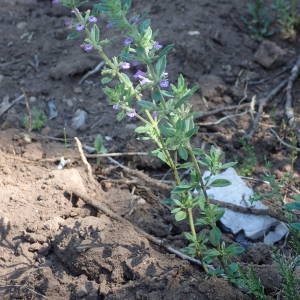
[0,94,24,119]
[68,189,206,269]
[285,54,300,126]
[78,61,105,85]
[74,137,94,181]
[245,78,288,140]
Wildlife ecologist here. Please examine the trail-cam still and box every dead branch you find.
[285,54,300,126]
[245,78,288,140]
[78,61,105,85]
[209,198,288,223]
[195,103,250,120]
[74,137,94,182]
[68,189,205,269]
[269,128,300,152]
[0,94,25,119]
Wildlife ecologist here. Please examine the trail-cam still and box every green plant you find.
[237,138,257,177]
[94,134,107,165]
[242,0,273,38]
[57,0,244,273]
[272,0,300,39]
[273,252,300,300]
[22,106,47,131]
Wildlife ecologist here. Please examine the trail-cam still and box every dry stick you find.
[78,61,105,85]
[68,189,204,269]
[22,89,32,132]
[198,111,249,126]
[245,78,288,140]
[209,198,288,223]
[269,128,300,152]
[74,137,93,181]
[285,54,300,126]
[0,94,24,118]
[107,157,172,192]
[195,103,250,120]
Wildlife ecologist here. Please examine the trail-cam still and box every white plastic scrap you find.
[57,157,71,169]
[203,168,289,244]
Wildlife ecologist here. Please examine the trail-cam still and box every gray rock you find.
[204,168,288,243]
[254,40,287,69]
[71,109,88,131]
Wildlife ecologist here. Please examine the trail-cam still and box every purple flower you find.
[123,37,133,46]
[153,41,162,50]
[131,61,140,67]
[106,23,114,29]
[82,43,93,52]
[139,76,152,85]
[76,23,84,31]
[113,104,120,110]
[120,62,130,69]
[152,111,159,118]
[127,110,137,118]
[133,70,146,79]
[159,79,169,88]
[88,16,97,23]
[71,8,80,14]
[130,16,139,24]
[64,20,72,27]
[52,0,59,4]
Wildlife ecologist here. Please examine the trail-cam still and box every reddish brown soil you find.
[0,0,299,299]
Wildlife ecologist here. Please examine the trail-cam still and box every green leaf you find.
[171,207,182,214]
[178,146,188,161]
[135,126,148,134]
[150,149,171,166]
[136,136,151,141]
[177,162,194,169]
[174,86,198,109]
[155,55,166,77]
[139,19,151,33]
[290,223,300,231]
[172,184,193,193]
[151,89,163,102]
[101,77,112,84]
[192,148,205,156]
[159,125,176,137]
[175,210,187,221]
[116,110,125,121]
[185,127,198,138]
[159,44,174,57]
[67,32,81,40]
[209,179,231,187]
[209,227,222,247]
[91,24,100,42]
[137,100,157,110]
[285,202,300,211]
[220,162,237,169]
[160,90,174,98]
[183,232,195,241]
[225,244,245,256]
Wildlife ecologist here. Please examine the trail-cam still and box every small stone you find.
[0,74,4,84]
[17,22,27,30]
[71,109,88,131]
[29,96,37,103]
[73,86,82,94]
[254,40,288,69]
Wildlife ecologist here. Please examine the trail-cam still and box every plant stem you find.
[188,208,197,239]
[187,145,209,203]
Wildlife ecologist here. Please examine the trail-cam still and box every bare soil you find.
[0,0,299,299]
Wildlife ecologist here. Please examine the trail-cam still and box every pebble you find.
[16,21,27,30]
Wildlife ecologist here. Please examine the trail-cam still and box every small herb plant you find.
[242,0,273,38]
[94,134,107,165]
[56,0,244,273]
[22,106,47,131]
[272,0,300,39]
